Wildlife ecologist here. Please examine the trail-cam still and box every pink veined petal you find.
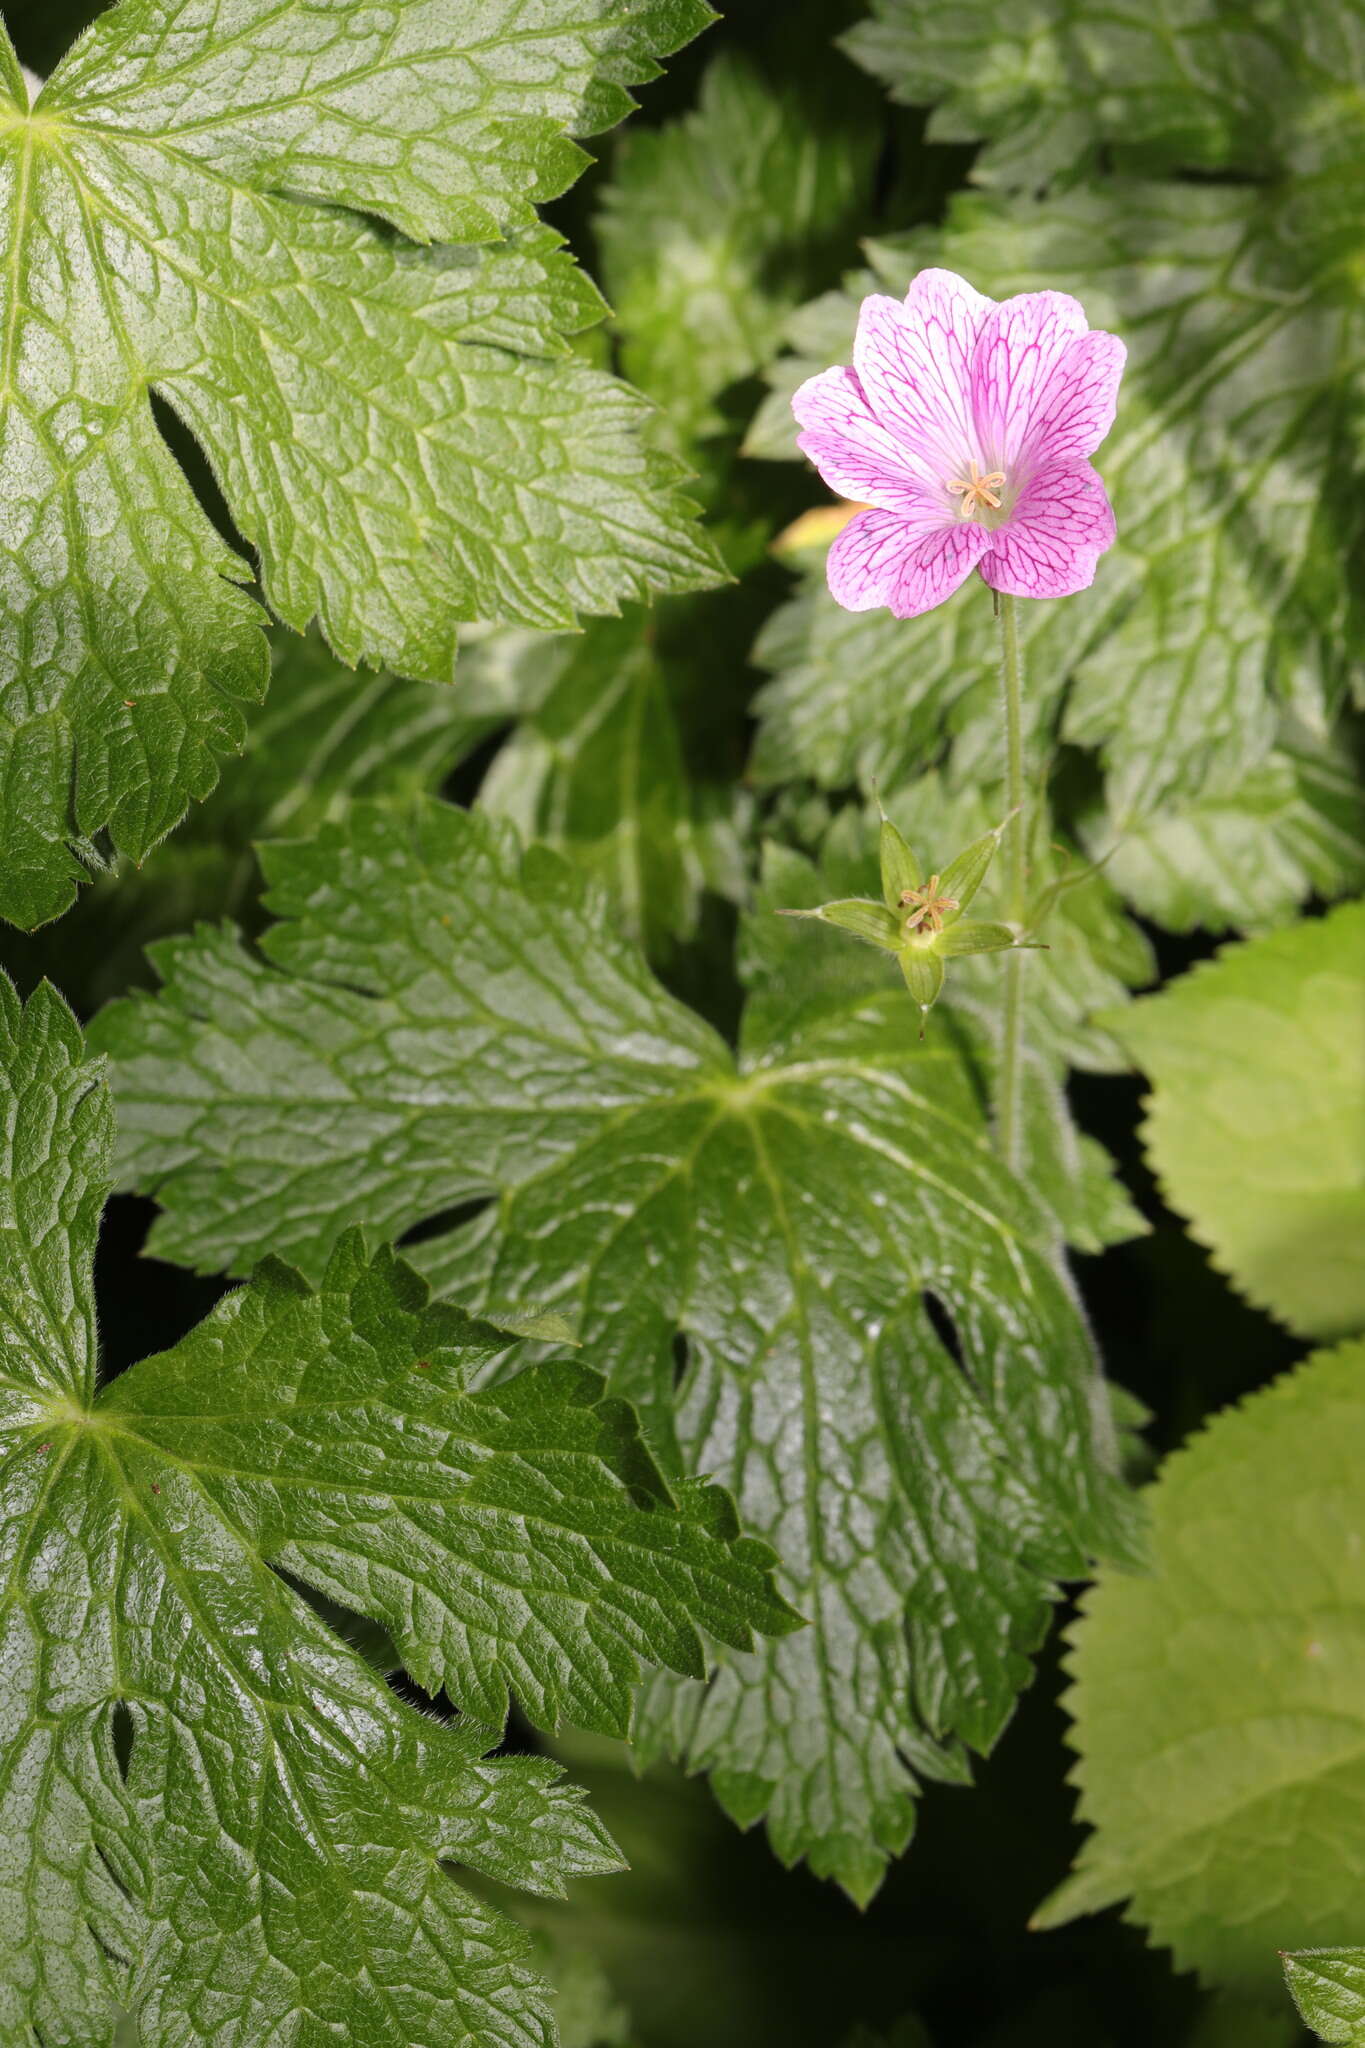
[852,270,996,488]
[971,290,1090,471]
[827,506,989,619]
[979,459,1118,600]
[792,364,947,517]
[1018,330,1127,465]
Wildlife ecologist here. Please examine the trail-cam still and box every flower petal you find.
[792,364,945,516]
[971,291,1090,471]
[979,460,1117,600]
[827,506,988,618]
[852,271,995,487]
[1020,330,1126,464]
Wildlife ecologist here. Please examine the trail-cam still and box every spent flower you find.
[792,268,1125,618]
[779,808,1041,1033]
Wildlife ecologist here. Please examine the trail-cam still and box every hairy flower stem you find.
[995,592,1027,1174]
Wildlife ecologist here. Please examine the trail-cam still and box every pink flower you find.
[791,269,1125,618]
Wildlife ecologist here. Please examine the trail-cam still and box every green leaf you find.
[1041,1338,1365,1996]
[1284,1949,1365,2044]
[0,0,721,930]
[1081,731,1365,936]
[109,1260,798,1736]
[533,1939,638,2048]
[1112,901,1365,1341]
[0,971,798,2043]
[595,47,879,442]
[205,623,529,848]
[478,606,746,958]
[92,796,1137,1904]
[748,541,997,796]
[0,622,520,1009]
[51,0,719,242]
[839,0,1353,190]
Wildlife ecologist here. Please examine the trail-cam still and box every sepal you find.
[899,944,944,1023]
[935,919,1021,958]
[778,899,903,951]
[936,814,1015,925]
[878,814,921,908]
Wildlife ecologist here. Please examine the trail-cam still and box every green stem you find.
[995,592,1027,1174]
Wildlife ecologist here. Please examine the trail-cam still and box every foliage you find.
[477,605,748,959]
[0,972,793,2043]
[1,622,517,1008]
[541,1943,639,2048]
[596,45,880,447]
[2,0,1363,2039]
[1284,1950,1365,2045]
[0,0,720,930]
[91,796,1140,1903]
[1114,902,1365,1340]
[1042,1338,1365,1995]
[839,0,1362,189]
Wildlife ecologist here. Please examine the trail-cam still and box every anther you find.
[947,458,1006,520]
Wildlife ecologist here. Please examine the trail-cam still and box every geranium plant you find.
[784,264,1124,1139]
[0,0,1361,2044]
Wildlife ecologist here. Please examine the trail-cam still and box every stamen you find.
[947,458,1006,521]
[898,875,960,935]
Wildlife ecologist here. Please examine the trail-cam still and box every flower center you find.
[947,458,1007,523]
[899,875,959,936]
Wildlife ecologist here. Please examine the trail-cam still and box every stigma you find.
[948,458,1006,521]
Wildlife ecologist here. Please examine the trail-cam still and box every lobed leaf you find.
[1082,730,1365,936]
[0,973,792,2043]
[839,0,1340,189]
[49,0,720,242]
[477,606,747,959]
[0,622,528,1010]
[0,0,721,929]
[92,796,1138,1903]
